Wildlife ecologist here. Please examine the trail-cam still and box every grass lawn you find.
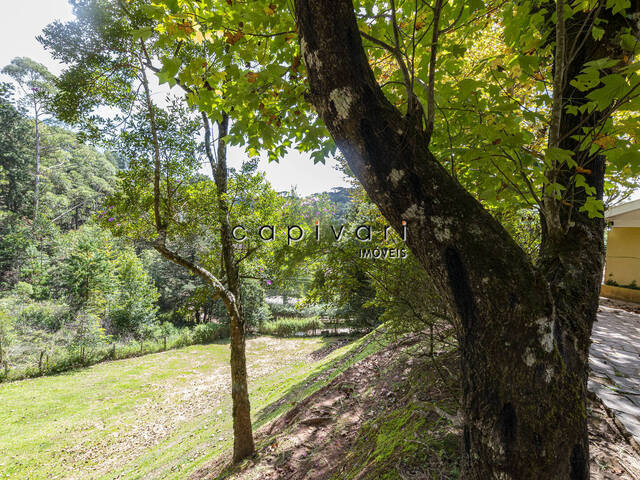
[0,333,383,480]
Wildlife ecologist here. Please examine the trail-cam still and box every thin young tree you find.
[2,58,56,224]
[40,0,259,461]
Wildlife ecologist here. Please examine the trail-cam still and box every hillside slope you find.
[189,332,640,480]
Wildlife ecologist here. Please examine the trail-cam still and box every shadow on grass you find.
[252,333,376,428]
[199,331,386,480]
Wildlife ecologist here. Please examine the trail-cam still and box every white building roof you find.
[606,199,640,227]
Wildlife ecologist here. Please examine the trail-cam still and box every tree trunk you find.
[33,107,40,224]
[135,30,255,460]
[291,1,627,477]
[212,114,255,462]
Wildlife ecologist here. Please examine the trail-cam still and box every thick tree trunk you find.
[535,8,628,473]
[291,1,624,477]
[214,114,255,462]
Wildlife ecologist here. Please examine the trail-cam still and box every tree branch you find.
[425,0,443,145]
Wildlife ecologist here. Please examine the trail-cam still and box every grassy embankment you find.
[0,331,382,480]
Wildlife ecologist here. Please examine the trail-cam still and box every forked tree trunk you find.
[137,47,254,461]
[292,1,630,477]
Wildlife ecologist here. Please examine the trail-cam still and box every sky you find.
[0,0,350,196]
[2,1,637,203]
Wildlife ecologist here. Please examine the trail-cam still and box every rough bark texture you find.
[292,0,633,477]
[535,7,634,475]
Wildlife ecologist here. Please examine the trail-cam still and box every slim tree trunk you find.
[211,113,255,462]
[138,41,254,462]
[292,1,631,477]
[33,107,40,224]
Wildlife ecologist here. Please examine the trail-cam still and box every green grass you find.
[0,331,385,480]
[0,322,229,383]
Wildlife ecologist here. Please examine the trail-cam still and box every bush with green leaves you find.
[0,308,14,375]
[203,279,272,329]
[135,322,161,351]
[57,225,115,313]
[20,302,70,331]
[241,279,272,327]
[159,321,177,350]
[173,327,193,348]
[192,323,230,344]
[108,248,159,336]
[68,310,108,363]
[12,281,34,298]
[258,317,324,337]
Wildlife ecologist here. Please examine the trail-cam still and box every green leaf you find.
[157,57,181,86]
[591,26,604,41]
[132,28,153,41]
[546,147,575,166]
[586,74,626,110]
[575,174,596,195]
[620,33,638,52]
[579,197,604,218]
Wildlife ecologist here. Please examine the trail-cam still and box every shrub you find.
[159,321,177,350]
[605,278,640,290]
[109,249,159,335]
[136,322,161,348]
[268,302,337,320]
[258,316,324,337]
[241,279,272,327]
[12,281,34,298]
[173,327,193,348]
[20,302,70,331]
[268,302,304,318]
[192,323,230,344]
[0,308,14,376]
[69,311,108,363]
[206,279,272,328]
